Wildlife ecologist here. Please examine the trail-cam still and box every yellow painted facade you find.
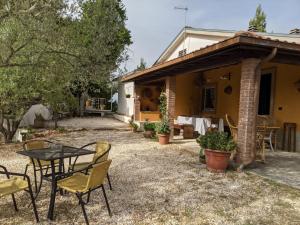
[138,63,300,150]
[174,63,300,132]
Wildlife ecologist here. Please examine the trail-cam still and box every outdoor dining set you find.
[0,140,113,225]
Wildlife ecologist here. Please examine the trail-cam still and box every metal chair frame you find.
[0,165,39,223]
[23,139,63,197]
[56,162,112,225]
[68,142,112,190]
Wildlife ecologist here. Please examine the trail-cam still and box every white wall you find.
[117,81,134,117]
[166,34,227,62]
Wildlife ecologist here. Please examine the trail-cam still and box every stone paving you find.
[249,151,300,189]
[57,116,130,130]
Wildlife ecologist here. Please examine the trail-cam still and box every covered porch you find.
[123,32,300,167]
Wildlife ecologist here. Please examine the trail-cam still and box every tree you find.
[135,58,147,71]
[0,0,71,142]
[68,0,132,116]
[249,4,267,32]
[0,0,132,142]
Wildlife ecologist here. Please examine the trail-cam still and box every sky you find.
[122,0,300,72]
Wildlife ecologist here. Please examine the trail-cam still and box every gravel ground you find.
[0,130,299,225]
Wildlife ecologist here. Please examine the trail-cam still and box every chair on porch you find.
[225,114,238,142]
[257,115,277,152]
[256,125,267,162]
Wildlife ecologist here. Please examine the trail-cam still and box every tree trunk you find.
[79,92,87,117]
[1,118,21,143]
[53,111,58,129]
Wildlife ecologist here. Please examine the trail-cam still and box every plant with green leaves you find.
[196,131,236,152]
[143,121,156,131]
[155,119,170,135]
[68,0,132,116]
[156,92,170,135]
[249,4,267,32]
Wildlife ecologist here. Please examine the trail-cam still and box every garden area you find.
[0,128,299,225]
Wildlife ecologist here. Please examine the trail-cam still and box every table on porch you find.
[176,116,224,135]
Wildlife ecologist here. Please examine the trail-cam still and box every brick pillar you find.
[237,58,261,166]
[166,76,176,140]
[134,85,141,121]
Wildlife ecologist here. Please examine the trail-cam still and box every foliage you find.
[156,92,170,134]
[135,58,146,71]
[249,4,267,32]
[143,121,156,131]
[129,115,138,131]
[68,0,132,115]
[155,119,170,135]
[158,92,167,118]
[0,0,132,142]
[196,131,237,152]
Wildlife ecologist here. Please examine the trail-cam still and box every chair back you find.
[23,140,53,165]
[24,140,49,150]
[86,160,112,190]
[225,114,238,141]
[92,141,111,163]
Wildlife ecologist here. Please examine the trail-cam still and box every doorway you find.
[258,69,275,115]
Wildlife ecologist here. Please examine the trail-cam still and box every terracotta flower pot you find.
[205,149,231,173]
[143,130,155,138]
[158,134,170,145]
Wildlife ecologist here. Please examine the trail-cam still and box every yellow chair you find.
[256,125,267,162]
[69,141,112,190]
[23,140,60,194]
[225,114,238,142]
[0,165,39,223]
[57,160,112,225]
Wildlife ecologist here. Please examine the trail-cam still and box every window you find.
[202,84,217,113]
[178,49,187,57]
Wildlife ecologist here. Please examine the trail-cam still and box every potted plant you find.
[197,131,236,173]
[129,116,139,132]
[143,120,156,138]
[156,92,171,145]
[156,119,170,144]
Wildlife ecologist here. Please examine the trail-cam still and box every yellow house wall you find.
[263,63,300,132]
[201,65,241,125]
[175,72,202,117]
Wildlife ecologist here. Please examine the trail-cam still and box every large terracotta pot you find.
[205,149,231,173]
[158,134,170,145]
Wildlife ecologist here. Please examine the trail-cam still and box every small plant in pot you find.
[197,131,236,173]
[129,116,139,132]
[156,119,170,145]
[156,92,171,145]
[143,120,156,138]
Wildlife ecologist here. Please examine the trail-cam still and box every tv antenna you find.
[174,6,188,52]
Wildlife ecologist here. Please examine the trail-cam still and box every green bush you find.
[155,119,170,134]
[143,121,156,131]
[196,131,236,152]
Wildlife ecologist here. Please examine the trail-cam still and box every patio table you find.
[17,145,95,221]
[177,116,224,135]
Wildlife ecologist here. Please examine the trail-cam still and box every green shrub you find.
[196,131,236,152]
[143,121,156,131]
[155,119,170,134]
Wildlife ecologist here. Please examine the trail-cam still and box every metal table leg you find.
[47,160,57,220]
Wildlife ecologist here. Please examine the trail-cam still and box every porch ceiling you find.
[122,32,300,83]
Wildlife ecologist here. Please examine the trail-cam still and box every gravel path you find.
[0,130,299,225]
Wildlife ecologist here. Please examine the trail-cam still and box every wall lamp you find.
[220,72,231,81]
